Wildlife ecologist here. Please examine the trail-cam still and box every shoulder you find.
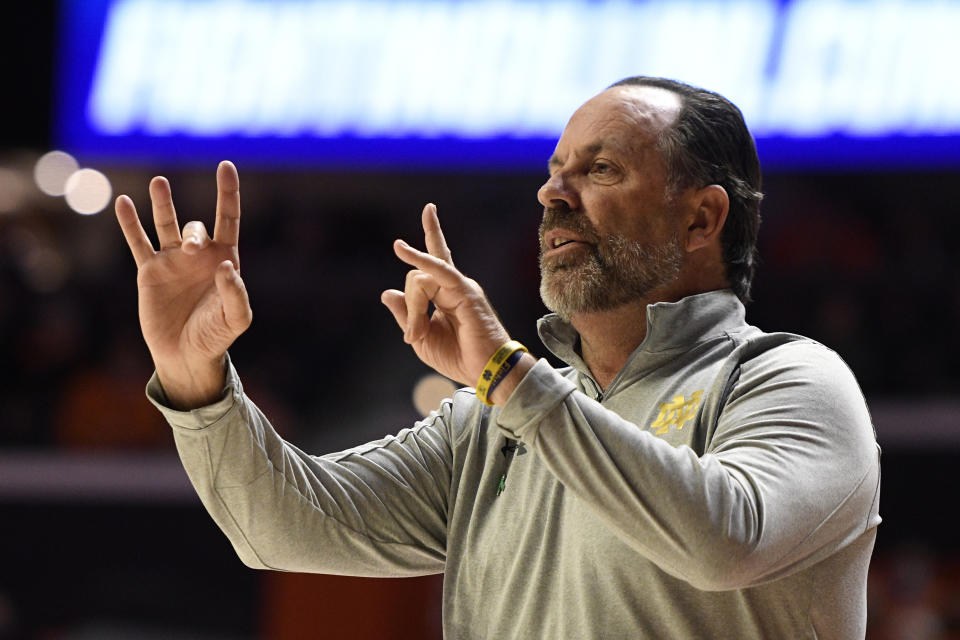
[729,331,863,398]
[720,331,874,445]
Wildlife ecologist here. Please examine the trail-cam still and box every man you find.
[116,77,880,638]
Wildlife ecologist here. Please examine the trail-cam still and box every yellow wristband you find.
[475,340,528,406]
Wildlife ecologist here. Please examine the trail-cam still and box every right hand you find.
[115,160,252,409]
[381,204,514,388]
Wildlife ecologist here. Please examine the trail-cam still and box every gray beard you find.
[539,231,682,322]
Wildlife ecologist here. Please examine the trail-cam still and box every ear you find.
[685,184,729,253]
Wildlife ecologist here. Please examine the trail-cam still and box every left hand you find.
[381,204,512,388]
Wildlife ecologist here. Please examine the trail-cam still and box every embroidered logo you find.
[650,391,704,435]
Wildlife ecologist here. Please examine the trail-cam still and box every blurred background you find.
[1,0,958,638]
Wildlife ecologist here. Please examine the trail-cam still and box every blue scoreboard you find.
[57,0,960,169]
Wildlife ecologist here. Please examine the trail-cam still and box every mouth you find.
[542,228,594,257]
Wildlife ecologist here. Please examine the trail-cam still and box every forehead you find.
[552,85,682,162]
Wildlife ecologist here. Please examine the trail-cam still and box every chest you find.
[582,350,735,454]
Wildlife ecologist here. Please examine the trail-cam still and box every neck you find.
[564,254,730,389]
[570,299,652,391]
[570,278,724,390]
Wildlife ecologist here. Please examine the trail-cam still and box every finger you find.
[393,239,463,289]
[115,195,155,267]
[380,289,409,333]
[404,270,441,343]
[214,261,253,334]
[149,176,182,249]
[213,160,241,246]
[181,220,211,255]
[421,203,454,266]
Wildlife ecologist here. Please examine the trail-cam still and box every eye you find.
[589,160,621,183]
[590,162,611,175]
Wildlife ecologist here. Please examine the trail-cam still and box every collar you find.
[537,289,747,376]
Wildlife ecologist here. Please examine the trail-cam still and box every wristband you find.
[475,340,528,406]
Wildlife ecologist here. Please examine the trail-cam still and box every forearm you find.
[495,358,880,590]
[149,361,449,577]
[528,393,762,588]
[496,361,756,587]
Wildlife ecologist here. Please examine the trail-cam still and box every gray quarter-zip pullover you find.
[149,289,880,639]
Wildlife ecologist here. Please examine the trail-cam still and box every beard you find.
[538,207,682,321]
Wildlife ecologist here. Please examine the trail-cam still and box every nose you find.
[537,171,580,211]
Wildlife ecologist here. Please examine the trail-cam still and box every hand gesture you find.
[115,161,252,409]
[381,204,517,390]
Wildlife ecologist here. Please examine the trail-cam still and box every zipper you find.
[586,375,604,402]
[598,347,650,400]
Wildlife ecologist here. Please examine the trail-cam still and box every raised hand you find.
[115,161,252,409]
[381,204,528,397]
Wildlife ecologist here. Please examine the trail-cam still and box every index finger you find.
[213,160,241,246]
[393,239,464,289]
[422,203,454,266]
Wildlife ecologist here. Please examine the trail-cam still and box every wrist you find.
[488,352,536,407]
[155,355,228,410]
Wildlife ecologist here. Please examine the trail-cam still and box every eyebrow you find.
[547,140,623,172]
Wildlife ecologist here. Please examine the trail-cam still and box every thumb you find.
[214,260,253,334]
[381,289,409,335]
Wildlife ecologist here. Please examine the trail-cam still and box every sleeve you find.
[494,342,881,591]
[147,358,453,578]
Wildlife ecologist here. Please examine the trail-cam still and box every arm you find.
[148,359,452,576]
[116,165,456,575]
[495,342,881,590]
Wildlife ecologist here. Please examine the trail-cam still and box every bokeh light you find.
[64,168,112,215]
[412,374,458,417]
[33,150,79,196]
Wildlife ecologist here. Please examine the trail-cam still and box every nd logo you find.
[650,391,704,435]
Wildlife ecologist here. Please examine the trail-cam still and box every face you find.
[537,86,685,320]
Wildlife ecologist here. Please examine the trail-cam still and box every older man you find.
[116,77,880,639]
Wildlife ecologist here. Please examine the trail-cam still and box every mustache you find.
[539,206,600,244]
